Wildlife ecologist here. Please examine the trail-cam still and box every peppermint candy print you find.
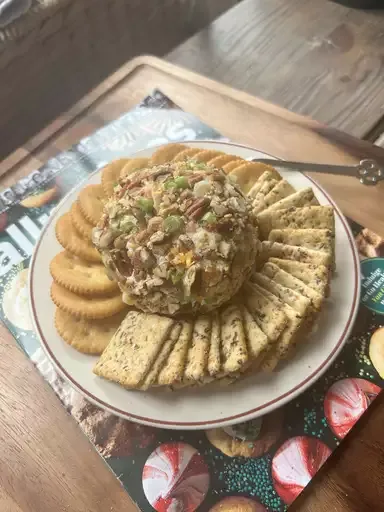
[142,442,210,512]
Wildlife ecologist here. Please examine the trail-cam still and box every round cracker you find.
[149,143,187,165]
[101,158,131,197]
[369,327,384,378]
[193,150,224,163]
[208,154,241,169]
[20,186,58,208]
[223,160,245,173]
[51,282,126,319]
[78,184,106,225]
[55,308,126,354]
[120,157,149,179]
[173,147,200,162]
[50,251,118,296]
[55,213,101,263]
[70,200,94,240]
[229,162,281,193]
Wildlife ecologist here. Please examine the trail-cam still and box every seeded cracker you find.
[220,304,248,373]
[51,282,126,319]
[257,205,334,239]
[157,320,194,386]
[230,163,280,193]
[140,322,182,390]
[184,315,212,383]
[247,170,281,199]
[55,308,127,354]
[149,143,187,165]
[94,311,175,389]
[258,241,332,269]
[253,179,296,214]
[244,283,287,342]
[240,304,269,361]
[55,213,101,263]
[207,311,222,377]
[269,258,330,296]
[250,282,307,369]
[269,228,333,253]
[50,251,118,296]
[251,179,279,210]
[261,262,324,311]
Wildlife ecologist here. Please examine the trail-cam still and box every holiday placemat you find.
[0,90,383,512]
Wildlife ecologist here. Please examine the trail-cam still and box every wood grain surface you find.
[0,324,137,512]
[1,55,384,511]
[168,0,384,140]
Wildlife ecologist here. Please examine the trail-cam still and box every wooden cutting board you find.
[1,55,384,512]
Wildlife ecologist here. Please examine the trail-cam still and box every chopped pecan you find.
[185,197,210,218]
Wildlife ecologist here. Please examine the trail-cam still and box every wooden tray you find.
[1,56,384,512]
[2,55,384,234]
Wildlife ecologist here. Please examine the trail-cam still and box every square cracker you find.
[269,257,330,296]
[141,322,182,390]
[251,179,279,211]
[220,304,248,374]
[244,284,287,342]
[257,205,334,240]
[251,272,311,317]
[184,315,212,383]
[253,180,296,214]
[93,311,174,389]
[247,170,282,199]
[250,282,308,369]
[240,304,269,361]
[157,319,194,386]
[269,228,333,254]
[257,241,332,269]
[262,261,325,311]
[208,312,222,377]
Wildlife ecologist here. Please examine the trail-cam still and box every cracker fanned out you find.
[247,170,280,199]
[140,322,182,390]
[257,205,335,239]
[268,228,333,254]
[244,283,287,342]
[220,304,248,374]
[251,273,311,317]
[262,262,325,311]
[208,312,222,377]
[93,311,174,389]
[253,179,296,214]
[268,257,330,296]
[257,241,332,269]
[183,315,212,384]
[249,282,307,370]
[157,320,194,386]
[240,304,269,362]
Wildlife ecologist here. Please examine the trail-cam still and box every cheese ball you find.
[93,159,258,315]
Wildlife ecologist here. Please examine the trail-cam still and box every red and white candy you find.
[142,442,210,512]
[272,436,331,505]
[324,378,381,439]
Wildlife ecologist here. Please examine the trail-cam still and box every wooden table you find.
[168,0,384,144]
[1,56,384,511]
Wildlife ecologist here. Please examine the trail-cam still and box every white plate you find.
[29,141,360,430]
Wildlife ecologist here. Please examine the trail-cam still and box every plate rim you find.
[29,140,361,429]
